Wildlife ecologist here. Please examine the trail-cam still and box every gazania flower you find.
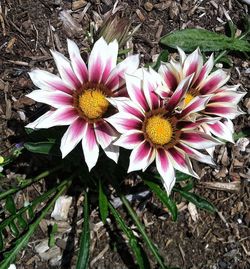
[157,48,245,143]
[107,70,220,194]
[26,37,139,170]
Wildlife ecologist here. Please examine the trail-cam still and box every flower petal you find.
[106,113,143,134]
[82,123,99,171]
[106,54,139,92]
[36,107,79,129]
[177,143,214,165]
[205,103,244,119]
[103,144,119,163]
[204,121,234,143]
[167,74,193,112]
[199,69,229,95]
[114,130,144,149]
[26,90,73,108]
[168,147,198,178]
[125,73,148,111]
[88,37,111,83]
[50,50,81,89]
[180,131,221,149]
[25,110,54,129]
[183,48,203,81]
[209,91,245,105]
[155,148,175,195]
[60,118,87,158]
[29,70,72,94]
[128,141,153,172]
[67,39,88,84]
[94,120,118,150]
[158,63,178,91]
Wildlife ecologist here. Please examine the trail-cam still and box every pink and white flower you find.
[107,69,220,194]
[26,37,139,170]
[157,48,245,143]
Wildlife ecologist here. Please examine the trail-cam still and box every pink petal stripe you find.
[159,64,178,91]
[26,90,73,108]
[29,70,72,94]
[177,117,220,130]
[50,50,81,90]
[167,75,193,112]
[106,113,143,134]
[209,91,245,105]
[36,107,79,129]
[205,121,234,143]
[156,148,175,195]
[106,55,139,92]
[183,48,203,79]
[128,140,153,172]
[125,74,149,112]
[67,39,88,83]
[205,103,242,119]
[180,131,221,149]
[177,143,214,165]
[82,122,99,170]
[193,54,214,88]
[114,130,144,149]
[94,120,118,150]
[199,69,229,95]
[179,96,210,119]
[60,118,87,158]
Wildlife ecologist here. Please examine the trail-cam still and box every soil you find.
[0,0,250,269]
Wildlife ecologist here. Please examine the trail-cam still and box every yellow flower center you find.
[184,93,194,107]
[79,89,109,119]
[145,115,173,145]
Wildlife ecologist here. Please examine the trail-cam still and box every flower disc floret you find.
[184,93,194,107]
[79,89,109,119]
[145,115,172,145]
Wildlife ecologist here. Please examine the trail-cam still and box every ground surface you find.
[0,0,250,269]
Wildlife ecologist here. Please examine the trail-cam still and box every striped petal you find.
[36,107,78,129]
[106,54,139,93]
[168,147,199,178]
[25,110,54,129]
[29,70,72,94]
[205,103,244,119]
[128,141,153,172]
[156,148,175,195]
[50,50,81,89]
[67,39,88,84]
[199,69,229,95]
[82,123,99,171]
[60,118,87,158]
[94,120,118,150]
[26,90,73,108]
[180,131,221,149]
[158,63,178,91]
[114,130,144,149]
[209,91,245,104]
[204,121,234,143]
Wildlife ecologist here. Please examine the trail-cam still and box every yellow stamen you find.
[145,115,173,145]
[79,89,109,119]
[184,93,194,107]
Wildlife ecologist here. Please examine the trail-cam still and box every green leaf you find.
[98,180,109,224]
[17,215,27,230]
[151,50,169,71]
[174,188,216,213]
[175,171,192,182]
[0,232,4,251]
[160,29,250,52]
[76,191,90,269]
[109,203,150,269]
[9,221,19,237]
[144,180,177,221]
[48,223,58,248]
[5,195,16,215]
[0,179,71,269]
[24,141,60,155]
[233,128,250,140]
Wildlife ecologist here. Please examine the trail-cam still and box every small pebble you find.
[144,2,154,12]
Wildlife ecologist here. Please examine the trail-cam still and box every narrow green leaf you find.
[9,221,19,237]
[174,188,216,213]
[98,180,108,223]
[24,141,59,155]
[233,128,250,140]
[76,191,90,269]
[175,171,192,182]
[28,206,35,219]
[151,50,169,71]
[144,180,177,221]
[120,194,167,269]
[17,215,27,230]
[5,195,16,215]
[160,29,250,52]
[0,232,4,251]
[0,179,71,268]
[109,203,150,269]
[48,223,58,247]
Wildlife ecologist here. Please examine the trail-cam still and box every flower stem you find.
[119,194,167,269]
